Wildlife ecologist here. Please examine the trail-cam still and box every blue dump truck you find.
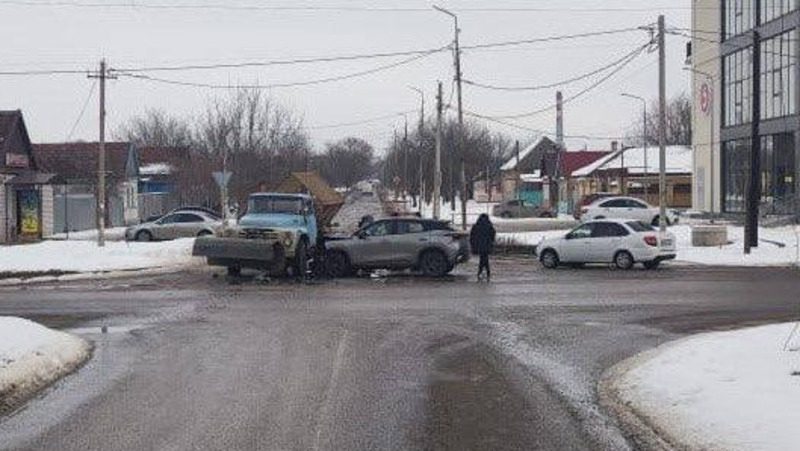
[192,172,344,277]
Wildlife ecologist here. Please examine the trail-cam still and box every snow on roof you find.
[519,170,543,183]
[571,145,692,177]
[139,163,173,176]
[500,140,538,171]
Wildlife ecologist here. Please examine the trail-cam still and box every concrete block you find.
[691,224,728,247]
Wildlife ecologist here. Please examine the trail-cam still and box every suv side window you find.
[396,220,425,234]
[365,221,392,237]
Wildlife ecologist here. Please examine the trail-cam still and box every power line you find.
[460,26,649,52]
[115,47,447,89]
[481,42,650,120]
[0,1,717,13]
[463,110,626,141]
[463,42,651,92]
[113,46,450,73]
[307,110,415,130]
[0,25,650,77]
[65,79,97,140]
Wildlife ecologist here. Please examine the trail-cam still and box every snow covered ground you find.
[0,317,91,412]
[50,227,127,242]
[613,322,800,451]
[0,238,201,275]
[500,223,800,267]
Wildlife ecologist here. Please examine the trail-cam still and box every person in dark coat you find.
[470,213,496,281]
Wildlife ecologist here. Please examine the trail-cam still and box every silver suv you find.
[325,218,469,277]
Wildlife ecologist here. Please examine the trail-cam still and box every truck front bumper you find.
[193,236,286,270]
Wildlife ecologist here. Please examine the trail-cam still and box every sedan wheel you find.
[614,251,634,270]
[136,230,153,242]
[420,250,449,277]
[540,249,560,269]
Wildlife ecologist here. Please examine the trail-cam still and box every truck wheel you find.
[420,249,449,277]
[325,251,352,278]
[293,239,308,279]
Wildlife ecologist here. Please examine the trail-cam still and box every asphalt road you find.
[0,260,798,451]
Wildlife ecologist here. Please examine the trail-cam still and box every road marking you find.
[313,328,349,451]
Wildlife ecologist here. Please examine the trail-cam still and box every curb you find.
[0,336,93,417]
[598,350,687,451]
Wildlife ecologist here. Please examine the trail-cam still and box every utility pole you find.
[434,81,443,220]
[409,86,425,210]
[403,115,409,201]
[88,59,115,247]
[657,15,668,234]
[515,140,521,218]
[746,30,762,253]
[434,5,467,229]
[554,91,564,209]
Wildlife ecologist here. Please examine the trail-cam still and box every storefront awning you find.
[5,172,56,185]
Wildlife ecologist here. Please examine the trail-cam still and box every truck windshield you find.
[248,196,304,215]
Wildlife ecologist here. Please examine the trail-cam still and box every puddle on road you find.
[65,324,147,335]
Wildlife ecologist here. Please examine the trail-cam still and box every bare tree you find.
[627,92,692,146]
[116,109,195,148]
[316,137,374,189]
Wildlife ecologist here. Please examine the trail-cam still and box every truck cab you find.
[193,193,318,277]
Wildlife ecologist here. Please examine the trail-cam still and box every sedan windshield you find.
[248,196,304,215]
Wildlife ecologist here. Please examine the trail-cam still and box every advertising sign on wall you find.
[18,189,40,237]
[5,153,29,168]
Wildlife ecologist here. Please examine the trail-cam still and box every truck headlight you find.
[282,235,294,247]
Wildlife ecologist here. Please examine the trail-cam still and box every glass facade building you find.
[720,0,799,214]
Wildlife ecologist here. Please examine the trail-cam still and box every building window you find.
[760,30,797,120]
[726,0,755,38]
[761,0,799,24]
[723,134,796,213]
[724,47,753,126]
[723,139,750,212]
[761,133,796,212]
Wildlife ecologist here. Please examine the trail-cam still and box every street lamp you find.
[621,93,649,202]
[683,67,716,222]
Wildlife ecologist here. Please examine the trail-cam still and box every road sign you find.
[212,171,232,188]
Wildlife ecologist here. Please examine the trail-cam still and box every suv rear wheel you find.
[420,250,450,277]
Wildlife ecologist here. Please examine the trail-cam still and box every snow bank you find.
[50,227,127,242]
[672,224,800,266]
[0,317,91,412]
[0,238,200,273]
[614,322,800,451]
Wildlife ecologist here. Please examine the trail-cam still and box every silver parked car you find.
[325,217,470,277]
[126,209,221,242]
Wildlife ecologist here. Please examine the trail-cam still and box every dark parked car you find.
[492,200,554,218]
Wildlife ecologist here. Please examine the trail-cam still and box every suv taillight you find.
[644,235,658,247]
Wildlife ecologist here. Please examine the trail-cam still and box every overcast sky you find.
[0,0,693,154]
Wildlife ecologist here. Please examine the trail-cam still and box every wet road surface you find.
[0,260,798,450]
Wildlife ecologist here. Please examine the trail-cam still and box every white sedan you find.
[535,219,676,270]
[579,196,678,227]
